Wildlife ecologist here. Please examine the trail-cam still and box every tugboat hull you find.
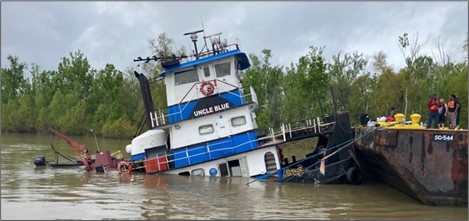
[355,128,468,206]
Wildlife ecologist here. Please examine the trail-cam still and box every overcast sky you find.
[1,1,467,77]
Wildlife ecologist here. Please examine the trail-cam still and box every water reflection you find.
[1,133,468,220]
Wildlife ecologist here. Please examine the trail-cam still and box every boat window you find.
[191,168,205,176]
[215,62,231,78]
[199,124,214,135]
[231,116,246,127]
[175,69,199,85]
[235,61,240,76]
[203,67,210,77]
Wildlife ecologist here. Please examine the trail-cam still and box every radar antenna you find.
[184,29,204,59]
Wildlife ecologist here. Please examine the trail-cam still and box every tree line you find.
[1,33,467,138]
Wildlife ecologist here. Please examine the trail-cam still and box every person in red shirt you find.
[426,94,439,129]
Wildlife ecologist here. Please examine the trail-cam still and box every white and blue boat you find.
[123,29,361,184]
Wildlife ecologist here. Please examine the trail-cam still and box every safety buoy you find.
[117,161,133,175]
[200,81,215,96]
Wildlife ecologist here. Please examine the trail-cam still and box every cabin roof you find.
[160,49,250,76]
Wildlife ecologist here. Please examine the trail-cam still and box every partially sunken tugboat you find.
[123,29,360,184]
[355,113,467,206]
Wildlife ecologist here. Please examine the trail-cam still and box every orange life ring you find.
[117,161,133,175]
[200,81,215,96]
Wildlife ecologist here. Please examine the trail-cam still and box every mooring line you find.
[246,124,386,186]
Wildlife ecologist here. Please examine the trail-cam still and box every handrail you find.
[246,126,381,185]
[179,81,202,104]
[150,84,255,127]
[144,113,344,172]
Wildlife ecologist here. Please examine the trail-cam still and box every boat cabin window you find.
[215,62,231,78]
[191,168,205,176]
[203,66,210,77]
[199,124,214,135]
[235,60,240,77]
[175,69,199,85]
[231,116,246,127]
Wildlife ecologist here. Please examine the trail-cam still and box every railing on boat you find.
[141,116,335,173]
[149,80,258,128]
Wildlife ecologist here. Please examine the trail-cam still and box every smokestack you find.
[134,71,155,129]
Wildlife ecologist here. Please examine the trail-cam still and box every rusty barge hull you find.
[355,128,468,207]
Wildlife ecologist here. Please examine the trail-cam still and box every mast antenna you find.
[198,6,205,35]
[198,6,208,55]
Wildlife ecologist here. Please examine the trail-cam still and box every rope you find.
[281,135,361,183]
[281,122,406,183]
[47,131,76,163]
[246,124,386,186]
[246,137,353,186]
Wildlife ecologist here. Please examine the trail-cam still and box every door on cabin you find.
[216,116,231,138]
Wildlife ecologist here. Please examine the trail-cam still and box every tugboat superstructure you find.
[125,29,360,184]
[126,30,273,177]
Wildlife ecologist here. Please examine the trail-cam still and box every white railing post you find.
[270,127,275,143]
[186,149,191,165]
[160,112,165,125]
[156,154,161,171]
[207,143,212,159]
[313,119,317,134]
[150,112,156,128]
[281,123,286,141]
[250,86,258,105]
[317,117,321,133]
[178,104,183,122]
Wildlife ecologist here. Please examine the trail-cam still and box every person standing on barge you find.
[448,95,460,129]
[426,94,440,129]
[438,98,448,128]
[450,94,461,129]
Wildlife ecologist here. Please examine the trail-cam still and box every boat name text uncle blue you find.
[193,103,230,117]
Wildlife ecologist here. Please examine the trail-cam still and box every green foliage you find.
[447,63,468,127]
[1,51,144,137]
[101,117,136,139]
[328,51,368,112]
[55,51,93,100]
[241,49,283,128]
[1,55,29,104]
[1,31,467,138]
[282,46,330,122]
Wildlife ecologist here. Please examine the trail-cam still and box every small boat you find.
[33,127,124,173]
[122,29,360,185]
[354,113,468,206]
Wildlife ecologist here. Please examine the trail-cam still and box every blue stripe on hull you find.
[171,131,258,168]
[130,153,146,161]
[167,89,246,123]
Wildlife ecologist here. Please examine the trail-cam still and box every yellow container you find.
[111,150,124,160]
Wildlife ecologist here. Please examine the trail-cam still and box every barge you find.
[354,113,467,206]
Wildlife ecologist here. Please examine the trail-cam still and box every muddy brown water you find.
[1,133,467,220]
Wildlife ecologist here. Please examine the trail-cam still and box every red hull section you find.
[144,156,169,173]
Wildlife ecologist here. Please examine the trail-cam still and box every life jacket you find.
[430,104,439,111]
[448,100,455,109]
